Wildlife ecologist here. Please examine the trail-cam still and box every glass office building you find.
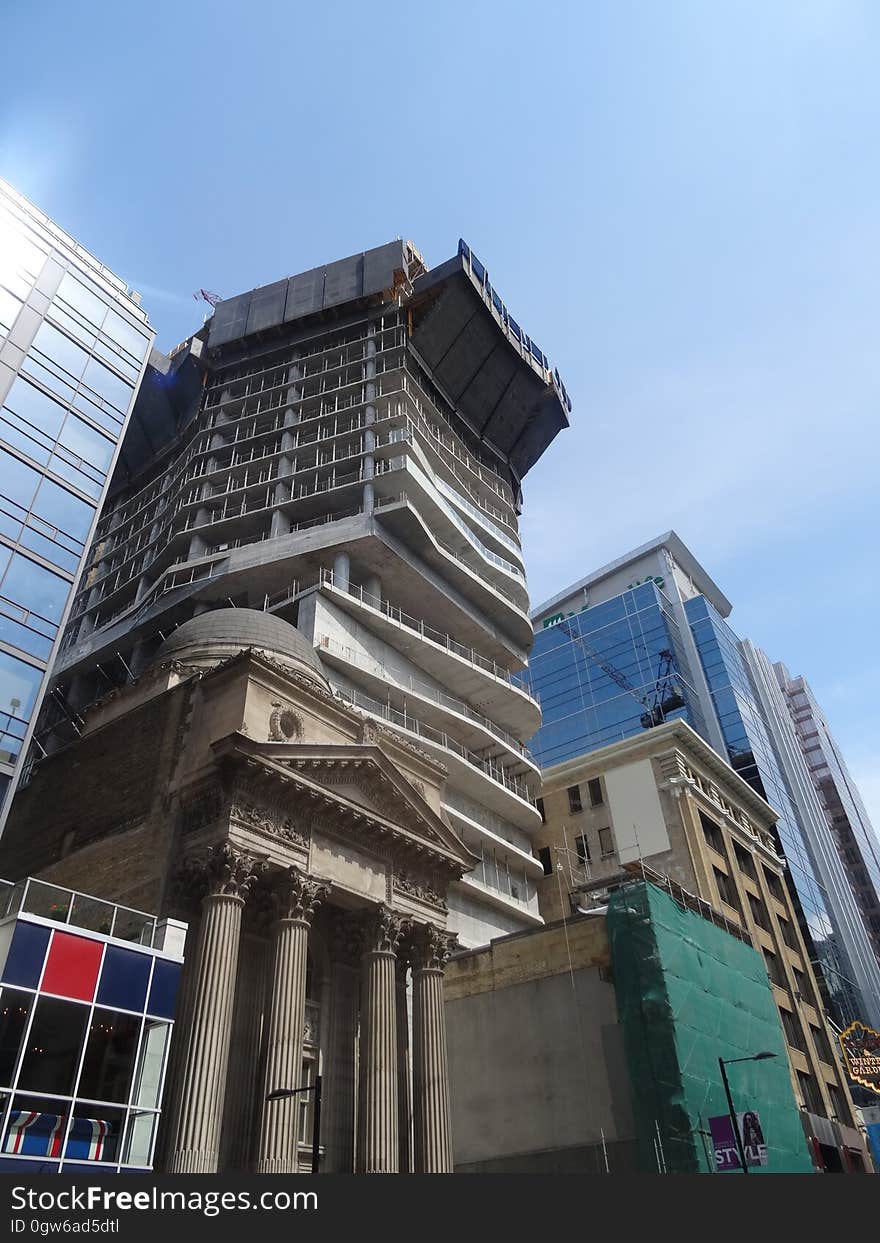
[523,534,880,1030]
[0,876,184,1172]
[0,179,153,826]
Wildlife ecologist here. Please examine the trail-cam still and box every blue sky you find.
[3,1,879,824]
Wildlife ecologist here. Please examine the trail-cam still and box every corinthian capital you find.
[361,904,409,956]
[410,922,458,973]
[271,867,329,926]
[175,841,267,908]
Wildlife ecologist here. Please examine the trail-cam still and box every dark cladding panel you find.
[284,267,325,322]
[362,241,407,297]
[209,292,252,348]
[245,279,288,336]
[322,255,364,309]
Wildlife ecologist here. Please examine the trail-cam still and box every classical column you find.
[396,953,412,1173]
[255,868,329,1174]
[322,914,361,1173]
[167,843,265,1173]
[411,924,457,1173]
[357,905,407,1173]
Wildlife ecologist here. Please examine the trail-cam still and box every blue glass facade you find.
[523,574,869,1027]
[684,596,862,1024]
[519,581,704,767]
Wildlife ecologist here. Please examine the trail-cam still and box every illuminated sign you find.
[839,1021,880,1096]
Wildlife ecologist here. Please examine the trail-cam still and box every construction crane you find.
[557,620,685,730]
[193,289,222,308]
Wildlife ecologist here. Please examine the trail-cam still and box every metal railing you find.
[0,876,158,946]
[318,570,536,695]
[317,633,535,765]
[331,683,535,805]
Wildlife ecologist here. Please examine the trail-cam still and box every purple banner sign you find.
[709,1112,768,1171]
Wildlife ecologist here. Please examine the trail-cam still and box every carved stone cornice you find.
[176,841,267,908]
[269,866,329,926]
[360,904,410,956]
[410,923,458,973]
[392,868,448,913]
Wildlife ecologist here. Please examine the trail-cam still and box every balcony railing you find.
[318,570,535,694]
[331,683,535,805]
[317,633,535,765]
[0,876,157,946]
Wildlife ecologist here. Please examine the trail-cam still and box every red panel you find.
[40,932,103,1002]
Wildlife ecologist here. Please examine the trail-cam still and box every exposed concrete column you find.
[396,954,412,1173]
[167,843,265,1174]
[363,325,377,513]
[333,551,350,592]
[411,924,457,1173]
[357,906,408,1173]
[323,915,361,1172]
[363,574,382,607]
[255,868,328,1174]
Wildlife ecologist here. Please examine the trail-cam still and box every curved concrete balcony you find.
[331,683,540,833]
[372,494,533,652]
[442,801,545,878]
[317,632,539,779]
[317,572,541,739]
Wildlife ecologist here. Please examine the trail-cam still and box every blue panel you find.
[146,958,182,1019]
[0,1156,60,1172]
[1,921,50,988]
[96,945,151,1013]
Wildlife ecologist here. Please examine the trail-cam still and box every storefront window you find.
[16,996,88,1095]
[77,1011,141,1105]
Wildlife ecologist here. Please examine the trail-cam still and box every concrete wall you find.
[445,917,636,1172]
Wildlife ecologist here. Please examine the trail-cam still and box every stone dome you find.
[155,607,327,684]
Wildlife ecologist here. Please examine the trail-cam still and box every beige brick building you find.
[533,718,868,1170]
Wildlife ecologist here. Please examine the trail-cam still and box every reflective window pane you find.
[0,649,43,719]
[31,477,93,543]
[0,552,68,622]
[0,287,22,335]
[77,1010,141,1105]
[64,1101,124,1164]
[57,414,114,475]
[32,323,88,383]
[102,310,149,364]
[3,379,67,440]
[131,1020,169,1110]
[0,988,31,1086]
[81,357,132,414]
[55,273,106,331]
[0,449,41,509]
[16,996,88,1095]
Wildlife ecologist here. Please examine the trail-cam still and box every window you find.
[567,785,582,814]
[598,827,615,858]
[733,841,756,881]
[827,1083,848,1124]
[797,1071,826,1118]
[810,1022,836,1068]
[575,834,591,865]
[792,966,814,1007]
[764,867,786,904]
[699,812,724,855]
[778,917,799,951]
[764,949,786,988]
[0,550,69,622]
[781,1007,808,1053]
[0,988,31,1086]
[535,797,546,824]
[538,847,553,876]
[587,777,603,807]
[713,866,739,912]
[16,996,89,1095]
[748,892,770,932]
[77,1010,141,1104]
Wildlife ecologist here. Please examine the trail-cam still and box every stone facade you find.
[0,621,475,1173]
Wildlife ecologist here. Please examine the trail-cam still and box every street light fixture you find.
[265,1074,322,1174]
[718,1053,777,1174]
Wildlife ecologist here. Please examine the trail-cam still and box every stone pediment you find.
[212,735,477,876]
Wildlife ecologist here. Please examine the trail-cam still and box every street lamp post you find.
[265,1074,322,1174]
[718,1053,776,1174]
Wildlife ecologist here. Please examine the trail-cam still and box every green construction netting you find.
[607,880,813,1173]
